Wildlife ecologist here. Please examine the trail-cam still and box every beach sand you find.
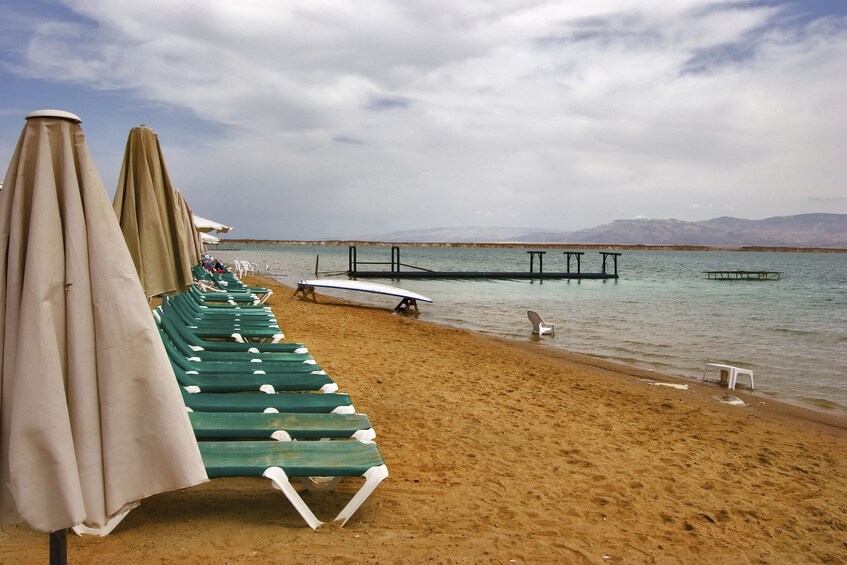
[2,274,845,563]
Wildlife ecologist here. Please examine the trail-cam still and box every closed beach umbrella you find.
[193,214,232,234]
[0,111,207,538]
[175,189,203,265]
[113,126,194,297]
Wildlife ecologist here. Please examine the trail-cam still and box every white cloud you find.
[3,0,846,237]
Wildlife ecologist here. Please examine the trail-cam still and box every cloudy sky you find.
[1,1,845,239]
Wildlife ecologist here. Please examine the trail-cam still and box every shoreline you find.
[273,273,847,422]
[220,240,847,253]
[275,277,847,435]
[1,273,844,563]
[483,333,847,434]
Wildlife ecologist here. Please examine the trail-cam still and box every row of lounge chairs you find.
[193,264,269,303]
[78,267,388,535]
[166,269,389,529]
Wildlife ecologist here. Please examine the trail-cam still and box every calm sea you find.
[215,244,847,415]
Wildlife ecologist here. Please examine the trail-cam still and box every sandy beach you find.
[1,274,845,564]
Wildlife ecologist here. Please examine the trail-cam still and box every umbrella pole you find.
[49,529,67,565]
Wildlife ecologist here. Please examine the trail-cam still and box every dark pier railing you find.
[349,245,434,275]
[347,246,620,280]
[704,270,781,281]
[601,252,621,276]
[563,251,583,274]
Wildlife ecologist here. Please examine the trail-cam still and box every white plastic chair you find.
[527,310,554,335]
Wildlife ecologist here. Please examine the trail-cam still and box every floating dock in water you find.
[704,270,781,281]
[346,246,621,280]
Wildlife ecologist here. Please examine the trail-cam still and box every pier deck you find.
[349,271,616,280]
[346,246,621,280]
[704,270,781,280]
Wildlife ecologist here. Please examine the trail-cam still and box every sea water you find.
[215,244,847,415]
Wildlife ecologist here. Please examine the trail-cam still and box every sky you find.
[1,0,845,239]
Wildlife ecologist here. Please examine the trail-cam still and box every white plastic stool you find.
[705,363,754,391]
[729,367,754,391]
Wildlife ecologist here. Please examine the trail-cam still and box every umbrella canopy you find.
[0,110,207,533]
[200,232,220,244]
[175,189,203,265]
[113,126,195,297]
[193,214,232,234]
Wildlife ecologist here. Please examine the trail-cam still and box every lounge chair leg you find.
[258,289,273,304]
[335,464,389,527]
[262,464,388,529]
[299,476,343,492]
[262,467,323,529]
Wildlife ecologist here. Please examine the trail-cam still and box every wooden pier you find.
[347,246,620,280]
[704,270,781,281]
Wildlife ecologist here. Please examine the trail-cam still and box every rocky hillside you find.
[361,214,847,247]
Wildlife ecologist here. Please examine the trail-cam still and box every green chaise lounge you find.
[198,439,388,529]
[158,309,307,354]
[179,387,355,414]
[173,362,338,394]
[188,411,375,442]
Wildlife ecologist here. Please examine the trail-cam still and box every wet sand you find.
[1,275,845,563]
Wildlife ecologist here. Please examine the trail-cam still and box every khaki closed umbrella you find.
[113,126,194,297]
[175,189,203,265]
[0,110,207,538]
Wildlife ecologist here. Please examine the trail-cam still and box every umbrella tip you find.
[26,109,82,123]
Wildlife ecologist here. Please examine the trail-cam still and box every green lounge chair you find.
[165,300,281,329]
[196,265,271,297]
[190,276,261,301]
[157,317,313,365]
[76,427,383,534]
[161,329,323,375]
[186,286,273,311]
[198,440,388,528]
[161,303,285,342]
[188,284,261,306]
[159,311,307,354]
[172,292,277,320]
[179,387,355,413]
[157,314,311,363]
[173,362,338,394]
[207,270,272,300]
[188,411,375,441]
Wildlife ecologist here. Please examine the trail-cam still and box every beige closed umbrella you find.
[175,189,203,265]
[113,126,195,297]
[0,111,207,544]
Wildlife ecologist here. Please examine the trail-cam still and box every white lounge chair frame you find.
[263,461,389,529]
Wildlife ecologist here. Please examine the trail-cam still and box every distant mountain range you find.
[360,213,847,247]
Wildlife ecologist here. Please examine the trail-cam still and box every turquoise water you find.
[216,244,847,415]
